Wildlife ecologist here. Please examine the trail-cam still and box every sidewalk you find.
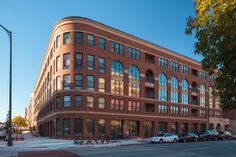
[0,133,147,152]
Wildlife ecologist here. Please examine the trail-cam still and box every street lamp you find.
[0,24,13,146]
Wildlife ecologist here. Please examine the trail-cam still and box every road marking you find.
[184,147,208,151]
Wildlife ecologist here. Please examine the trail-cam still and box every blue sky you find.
[0,0,200,121]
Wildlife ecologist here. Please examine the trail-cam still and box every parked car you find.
[218,131,232,140]
[0,128,6,139]
[179,132,199,142]
[150,133,179,143]
[199,130,219,141]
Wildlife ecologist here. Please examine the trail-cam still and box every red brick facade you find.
[33,17,223,139]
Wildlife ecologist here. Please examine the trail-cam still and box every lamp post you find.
[0,24,13,146]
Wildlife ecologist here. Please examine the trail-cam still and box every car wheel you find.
[214,137,217,141]
[183,139,186,143]
[195,138,198,142]
[173,138,177,143]
[203,137,207,141]
[228,137,232,140]
[159,139,163,144]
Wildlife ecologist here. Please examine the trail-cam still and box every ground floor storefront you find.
[38,112,207,139]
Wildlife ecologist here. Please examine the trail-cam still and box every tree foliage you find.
[186,0,236,110]
[12,116,27,127]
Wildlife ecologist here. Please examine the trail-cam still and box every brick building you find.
[31,17,228,139]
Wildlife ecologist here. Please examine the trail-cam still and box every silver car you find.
[150,133,179,143]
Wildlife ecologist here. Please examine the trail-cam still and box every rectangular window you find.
[98,37,106,49]
[171,106,179,115]
[75,53,83,69]
[87,118,95,137]
[87,96,94,108]
[98,57,105,73]
[200,71,206,79]
[63,53,70,69]
[56,76,61,91]
[145,103,155,112]
[56,119,60,136]
[170,61,179,71]
[128,101,140,112]
[55,97,60,108]
[182,65,189,74]
[87,34,95,46]
[75,95,83,108]
[63,95,70,108]
[63,75,70,90]
[63,32,70,44]
[129,83,140,97]
[87,55,95,70]
[74,32,83,44]
[75,118,83,137]
[111,99,124,110]
[182,107,189,115]
[145,53,155,64]
[110,41,124,55]
[87,75,94,91]
[158,104,167,114]
[56,56,60,71]
[98,78,105,92]
[158,58,168,68]
[75,74,83,90]
[56,35,60,48]
[63,118,70,137]
[128,47,140,60]
[98,97,105,109]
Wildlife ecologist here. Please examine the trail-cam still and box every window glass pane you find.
[98,57,105,73]
[75,119,83,137]
[64,96,70,107]
[63,119,70,137]
[87,55,95,70]
[75,53,83,69]
[75,32,83,44]
[75,74,83,90]
[63,75,70,90]
[63,32,70,44]
[75,95,83,107]
[87,96,94,108]
[87,34,95,46]
[63,54,70,69]
[87,75,94,91]
[99,37,106,49]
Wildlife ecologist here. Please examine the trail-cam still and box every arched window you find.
[200,84,205,94]
[182,79,189,104]
[129,65,140,97]
[159,73,167,86]
[129,65,140,80]
[200,84,206,107]
[171,76,178,103]
[111,60,124,95]
[159,73,167,101]
[209,87,213,108]
[171,76,178,89]
[182,80,188,91]
[111,60,124,77]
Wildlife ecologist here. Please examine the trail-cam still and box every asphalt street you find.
[68,140,236,157]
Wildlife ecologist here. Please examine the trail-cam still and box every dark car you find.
[199,130,219,141]
[218,131,232,140]
[179,132,199,142]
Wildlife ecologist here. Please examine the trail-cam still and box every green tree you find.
[12,116,27,127]
[185,0,236,110]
